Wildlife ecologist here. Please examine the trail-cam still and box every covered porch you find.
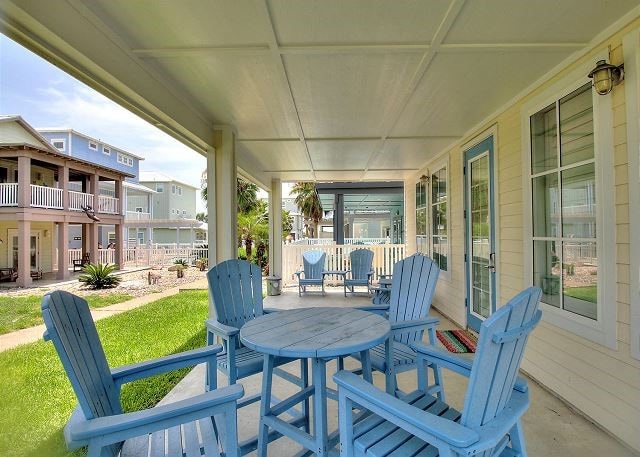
[2,0,639,454]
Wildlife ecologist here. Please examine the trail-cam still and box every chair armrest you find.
[391,317,439,332]
[355,305,390,316]
[333,371,478,448]
[70,384,244,443]
[204,319,239,338]
[412,342,472,378]
[294,270,304,279]
[111,345,223,386]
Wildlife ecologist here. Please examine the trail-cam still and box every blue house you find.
[38,129,143,182]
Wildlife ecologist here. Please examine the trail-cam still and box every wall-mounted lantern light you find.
[588,59,624,95]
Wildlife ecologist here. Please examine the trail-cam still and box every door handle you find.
[486,252,496,271]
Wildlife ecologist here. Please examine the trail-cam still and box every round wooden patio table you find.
[240,307,390,457]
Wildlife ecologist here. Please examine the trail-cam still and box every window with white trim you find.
[178,186,182,196]
[103,146,111,155]
[415,181,428,253]
[156,183,164,193]
[117,153,133,167]
[524,64,616,348]
[89,141,98,151]
[171,184,176,194]
[430,166,448,272]
[52,139,65,151]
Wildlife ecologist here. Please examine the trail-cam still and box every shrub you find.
[78,263,122,289]
[174,259,189,267]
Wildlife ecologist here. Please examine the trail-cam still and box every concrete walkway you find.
[0,278,209,352]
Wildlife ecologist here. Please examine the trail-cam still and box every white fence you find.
[30,185,63,209]
[291,238,390,246]
[69,191,94,211]
[125,211,151,220]
[282,243,405,286]
[0,183,18,206]
[68,247,208,269]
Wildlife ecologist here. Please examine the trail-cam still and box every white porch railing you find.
[30,184,63,209]
[0,183,18,206]
[290,237,391,245]
[68,249,115,266]
[124,247,208,267]
[282,243,405,286]
[97,195,119,214]
[68,191,94,211]
[125,211,151,220]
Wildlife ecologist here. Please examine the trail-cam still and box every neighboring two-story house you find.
[0,116,129,287]
[137,171,206,246]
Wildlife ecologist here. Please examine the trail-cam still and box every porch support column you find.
[208,125,237,264]
[333,193,345,244]
[269,178,282,278]
[17,155,30,208]
[58,164,69,210]
[405,179,417,254]
[114,223,123,268]
[115,179,124,215]
[82,224,90,255]
[57,221,69,280]
[16,219,32,287]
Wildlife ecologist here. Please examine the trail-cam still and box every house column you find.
[114,223,123,268]
[58,164,69,210]
[269,178,282,278]
[57,221,69,280]
[405,179,417,254]
[88,173,99,263]
[17,155,30,207]
[16,219,32,287]
[208,125,237,264]
[115,179,124,215]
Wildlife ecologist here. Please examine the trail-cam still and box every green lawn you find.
[564,285,597,303]
[0,290,209,457]
[0,293,134,335]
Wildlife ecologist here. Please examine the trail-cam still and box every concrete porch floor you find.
[153,286,637,457]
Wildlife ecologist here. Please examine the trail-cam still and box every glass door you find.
[464,136,497,332]
[9,231,39,270]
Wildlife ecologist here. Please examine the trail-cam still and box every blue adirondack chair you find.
[42,290,243,457]
[295,250,327,296]
[343,248,375,297]
[205,259,309,452]
[349,253,442,396]
[334,287,542,457]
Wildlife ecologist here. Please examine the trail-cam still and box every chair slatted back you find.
[349,249,374,280]
[302,250,326,280]
[388,254,440,345]
[42,290,122,457]
[461,287,542,433]
[208,259,264,329]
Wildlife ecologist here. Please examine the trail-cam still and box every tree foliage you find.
[290,182,323,238]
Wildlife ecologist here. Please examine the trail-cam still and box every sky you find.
[0,35,207,212]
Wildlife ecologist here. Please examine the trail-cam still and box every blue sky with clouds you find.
[0,35,207,211]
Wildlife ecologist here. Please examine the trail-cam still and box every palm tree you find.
[291,182,323,238]
[200,171,258,214]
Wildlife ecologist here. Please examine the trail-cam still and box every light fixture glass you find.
[588,59,624,95]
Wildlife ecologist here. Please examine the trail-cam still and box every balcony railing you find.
[30,185,63,209]
[97,195,119,214]
[0,183,18,206]
[68,191,94,211]
[125,210,151,220]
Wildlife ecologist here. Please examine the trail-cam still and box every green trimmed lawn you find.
[0,293,134,335]
[0,290,209,457]
[564,285,597,303]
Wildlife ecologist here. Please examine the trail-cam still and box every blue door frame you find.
[464,135,497,332]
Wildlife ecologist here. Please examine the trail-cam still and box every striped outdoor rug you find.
[436,329,478,353]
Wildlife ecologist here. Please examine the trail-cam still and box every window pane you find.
[562,241,597,320]
[433,236,448,271]
[533,240,561,308]
[432,202,447,236]
[561,163,596,238]
[531,103,557,174]
[560,84,593,166]
[532,172,559,237]
[416,208,426,236]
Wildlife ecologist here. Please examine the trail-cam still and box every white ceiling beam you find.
[439,42,586,53]
[361,0,467,179]
[132,45,270,57]
[256,0,316,180]
[238,135,460,142]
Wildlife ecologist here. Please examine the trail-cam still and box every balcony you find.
[125,210,151,220]
[0,184,120,214]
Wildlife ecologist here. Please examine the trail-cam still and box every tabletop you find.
[240,307,390,359]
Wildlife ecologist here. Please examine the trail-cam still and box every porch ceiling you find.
[1,1,639,188]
